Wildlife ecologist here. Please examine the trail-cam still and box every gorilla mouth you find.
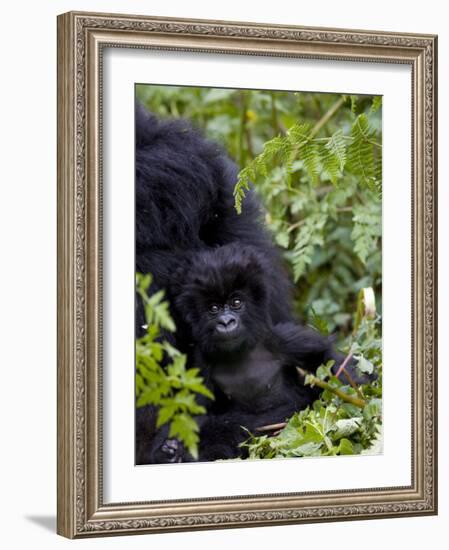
[215,323,241,338]
[213,326,244,345]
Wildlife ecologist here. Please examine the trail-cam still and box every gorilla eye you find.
[208,304,220,314]
[231,298,243,309]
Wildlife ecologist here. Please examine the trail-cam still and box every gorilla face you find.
[174,244,271,357]
[204,294,247,352]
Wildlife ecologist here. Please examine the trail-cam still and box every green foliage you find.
[346,114,381,194]
[241,291,382,459]
[135,273,214,458]
[229,94,382,332]
[137,86,383,331]
[136,86,383,460]
[234,111,381,212]
[351,200,383,264]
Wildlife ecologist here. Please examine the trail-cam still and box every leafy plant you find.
[231,95,382,332]
[135,273,214,458]
[241,289,382,459]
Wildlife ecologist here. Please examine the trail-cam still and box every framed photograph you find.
[57,11,438,538]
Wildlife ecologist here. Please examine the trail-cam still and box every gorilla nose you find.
[216,314,238,333]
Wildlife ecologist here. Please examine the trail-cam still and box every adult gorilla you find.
[135,102,293,339]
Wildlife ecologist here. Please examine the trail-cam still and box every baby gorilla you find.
[156,243,356,463]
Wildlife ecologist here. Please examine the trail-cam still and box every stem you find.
[270,92,280,134]
[310,96,345,138]
[337,364,365,401]
[245,123,254,159]
[297,367,367,408]
[368,139,382,148]
[335,352,354,379]
[256,422,287,432]
[238,91,247,167]
[287,218,306,233]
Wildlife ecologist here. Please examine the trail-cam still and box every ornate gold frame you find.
[57,11,438,538]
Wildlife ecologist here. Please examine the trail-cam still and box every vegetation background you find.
[136,85,383,459]
[136,85,382,334]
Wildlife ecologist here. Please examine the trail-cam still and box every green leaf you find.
[169,413,200,458]
[162,340,182,358]
[356,355,374,374]
[167,354,187,377]
[137,388,163,408]
[333,418,362,439]
[338,438,354,455]
[157,405,177,427]
[308,307,330,336]
[292,441,322,456]
[363,398,382,420]
[275,231,290,248]
[183,381,214,400]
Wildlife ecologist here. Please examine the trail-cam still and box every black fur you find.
[159,244,346,462]
[135,103,293,340]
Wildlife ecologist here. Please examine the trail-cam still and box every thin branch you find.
[366,138,382,148]
[270,92,280,134]
[297,366,366,408]
[238,91,247,166]
[287,218,306,233]
[256,422,287,432]
[335,352,354,378]
[333,352,366,401]
[245,123,254,159]
[310,96,345,138]
[336,361,365,401]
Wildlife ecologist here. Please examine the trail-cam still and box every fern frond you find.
[321,130,347,184]
[374,153,383,198]
[287,123,320,182]
[300,141,320,182]
[351,201,382,264]
[234,135,292,212]
[326,130,347,171]
[288,213,327,281]
[347,114,376,189]
[287,123,312,147]
[370,96,382,113]
[233,169,252,214]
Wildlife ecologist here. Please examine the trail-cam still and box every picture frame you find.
[57,10,438,538]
